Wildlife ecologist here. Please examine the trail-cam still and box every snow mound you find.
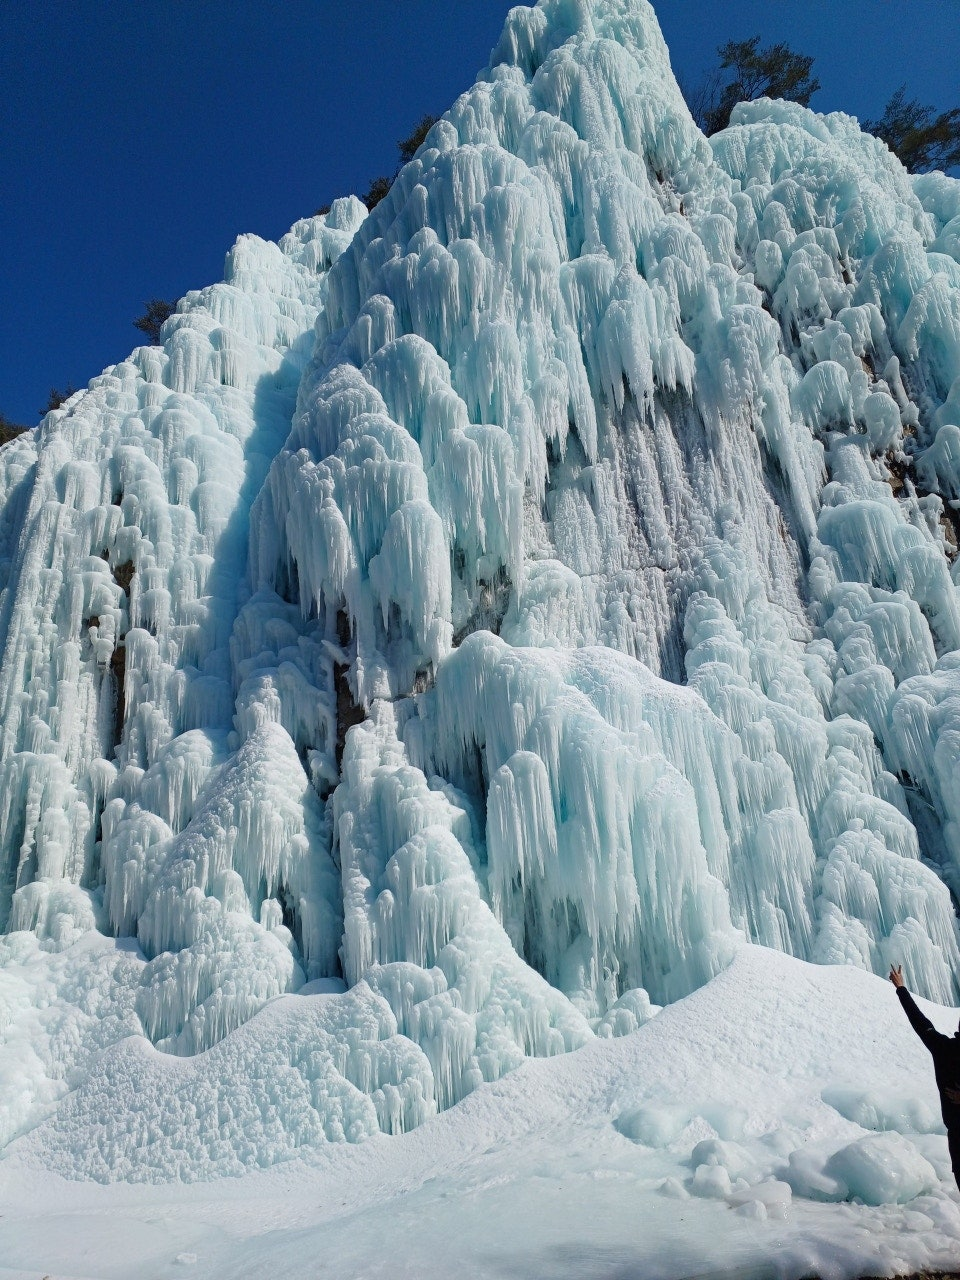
[4,948,960,1277]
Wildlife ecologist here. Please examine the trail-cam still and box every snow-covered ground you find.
[4,946,960,1280]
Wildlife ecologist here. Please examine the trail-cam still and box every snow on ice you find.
[2,0,960,1273]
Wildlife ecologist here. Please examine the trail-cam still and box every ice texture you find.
[1,0,960,1181]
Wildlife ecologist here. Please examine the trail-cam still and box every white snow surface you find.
[5,948,960,1278]
[3,0,960,1267]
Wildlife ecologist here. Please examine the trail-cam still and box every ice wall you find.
[0,199,366,1065]
[2,0,960,1178]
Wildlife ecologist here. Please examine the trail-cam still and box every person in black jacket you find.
[890,963,960,1191]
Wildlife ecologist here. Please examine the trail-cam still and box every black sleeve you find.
[898,986,948,1051]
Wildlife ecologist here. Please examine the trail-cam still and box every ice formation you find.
[2,0,960,1182]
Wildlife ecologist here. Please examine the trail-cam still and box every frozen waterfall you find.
[1,0,960,1180]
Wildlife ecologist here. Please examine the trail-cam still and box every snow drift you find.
[5,949,960,1280]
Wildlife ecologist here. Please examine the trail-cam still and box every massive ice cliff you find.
[2,0,960,1180]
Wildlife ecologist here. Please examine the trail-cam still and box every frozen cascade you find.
[336,700,589,1109]
[0,199,367,1067]
[1,0,960,1180]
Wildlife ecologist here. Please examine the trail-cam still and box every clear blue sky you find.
[1,0,958,426]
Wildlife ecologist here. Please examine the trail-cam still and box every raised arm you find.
[890,965,948,1051]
